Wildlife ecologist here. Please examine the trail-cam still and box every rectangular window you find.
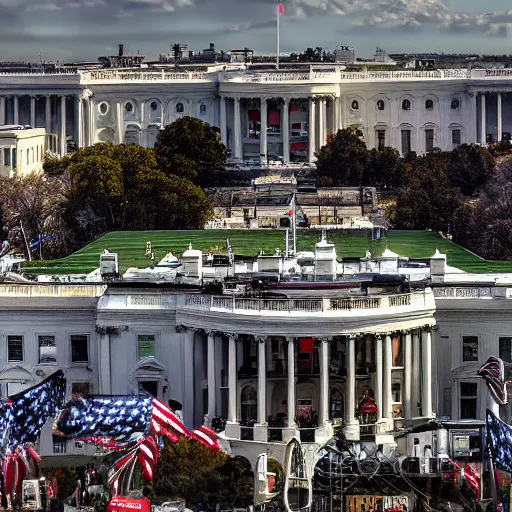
[71,382,90,398]
[138,335,156,360]
[376,130,386,150]
[401,130,411,155]
[499,337,512,363]
[38,335,56,364]
[460,382,478,419]
[452,129,461,145]
[70,335,89,363]
[425,129,434,152]
[3,148,10,167]
[462,336,479,362]
[52,435,67,454]
[7,336,23,362]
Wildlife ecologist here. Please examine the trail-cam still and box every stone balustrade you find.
[80,69,213,83]
[0,283,106,297]
[433,287,505,299]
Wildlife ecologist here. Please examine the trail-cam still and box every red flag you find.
[278,2,284,14]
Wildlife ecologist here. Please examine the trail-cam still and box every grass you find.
[22,229,512,275]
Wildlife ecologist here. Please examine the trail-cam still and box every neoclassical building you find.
[0,65,511,165]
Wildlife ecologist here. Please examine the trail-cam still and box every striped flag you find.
[191,425,221,450]
[278,1,284,14]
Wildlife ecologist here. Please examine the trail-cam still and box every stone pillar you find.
[286,337,296,428]
[45,95,51,135]
[255,336,267,441]
[116,102,124,145]
[498,93,503,142]
[375,335,383,421]
[228,334,238,423]
[60,96,67,156]
[13,96,19,125]
[421,329,433,418]
[282,98,290,164]
[220,96,227,146]
[308,98,316,162]
[318,99,325,148]
[30,97,36,128]
[206,331,216,424]
[383,335,393,420]
[319,337,331,426]
[403,331,412,421]
[344,335,359,440]
[234,97,242,160]
[337,96,343,131]
[98,333,111,394]
[0,96,5,125]
[480,93,486,144]
[260,97,267,164]
[412,330,421,417]
[89,97,96,146]
[77,98,84,149]
[183,328,195,429]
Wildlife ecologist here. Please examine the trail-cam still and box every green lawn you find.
[22,229,512,275]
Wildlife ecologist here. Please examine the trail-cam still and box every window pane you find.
[7,336,23,362]
[4,148,10,166]
[500,337,512,363]
[425,129,434,151]
[401,130,411,154]
[377,130,385,150]
[138,335,155,359]
[38,335,56,364]
[462,336,478,362]
[71,382,90,398]
[452,129,461,145]
[460,382,478,396]
[71,335,89,363]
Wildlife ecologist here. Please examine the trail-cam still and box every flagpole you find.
[276,2,280,70]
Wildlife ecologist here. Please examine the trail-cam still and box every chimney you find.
[119,44,124,57]
[209,43,215,50]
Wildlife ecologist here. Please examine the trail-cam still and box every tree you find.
[447,143,495,196]
[364,147,407,189]
[154,117,228,187]
[315,126,368,186]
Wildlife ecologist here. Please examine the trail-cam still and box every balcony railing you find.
[0,284,106,297]
[181,292,429,316]
[433,287,497,299]
[80,70,213,82]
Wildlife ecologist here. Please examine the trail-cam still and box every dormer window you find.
[176,103,184,113]
[376,100,385,111]
[351,100,359,111]
[425,99,434,111]
[125,102,134,113]
[402,99,411,111]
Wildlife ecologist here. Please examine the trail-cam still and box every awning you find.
[248,109,260,121]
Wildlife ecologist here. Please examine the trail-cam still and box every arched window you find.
[200,103,207,114]
[150,101,159,112]
[125,102,134,113]
[451,98,460,110]
[376,100,385,111]
[176,103,184,113]
[425,99,434,111]
[351,100,359,111]
[241,385,257,421]
[99,102,109,115]
[402,99,411,111]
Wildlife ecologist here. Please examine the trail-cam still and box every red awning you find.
[248,109,260,121]
[269,111,280,126]
[299,338,315,353]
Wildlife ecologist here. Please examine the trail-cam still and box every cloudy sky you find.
[1,0,512,62]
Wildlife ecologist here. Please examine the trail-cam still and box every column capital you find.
[285,336,295,343]
[205,329,220,337]
[175,324,187,333]
[318,336,333,343]
[254,335,267,343]
[226,333,239,341]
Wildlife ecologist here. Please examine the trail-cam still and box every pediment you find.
[132,357,165,374]
[0,365,35,382]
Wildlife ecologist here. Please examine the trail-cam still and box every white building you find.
[0,127,46,177]
[0,66,510,162]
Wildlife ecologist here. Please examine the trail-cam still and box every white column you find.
[344,335,359,440]
[308,98,316,162]
[45,95,51,135]
[60,96,67,156]
[98,333,111,394]
[403,331,412,421]
[375,335,383,421]
[421,329,433,418]
[13,96,19,125]
[257,337,267,424]
[206,331,216,422]
[260,97,267,164]
[383,335,393,420]
[287,337,295,427]
[412,330,421,417]
[183,328,195,428]
[30,97,36,128]
[0,97,5,125]
[498,93,503,142]
[220,96,227,146]
[282,98,290,164]
[337,96,343,131]
[116,102,124,144]
[77,98,84,149]
[318,99,325,148]
[319,338,331,426]
[89,97,96,146]
[480,93,486,144]
[228,334,238,423]
[234,97,242,160]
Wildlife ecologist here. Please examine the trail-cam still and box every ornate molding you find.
[80,88,93,101]
[95,325,121,336]
[175,324,187,333]
[226,333,239,342]
[254,336,267,343]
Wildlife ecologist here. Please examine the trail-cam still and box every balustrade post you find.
[344,335,359,440]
